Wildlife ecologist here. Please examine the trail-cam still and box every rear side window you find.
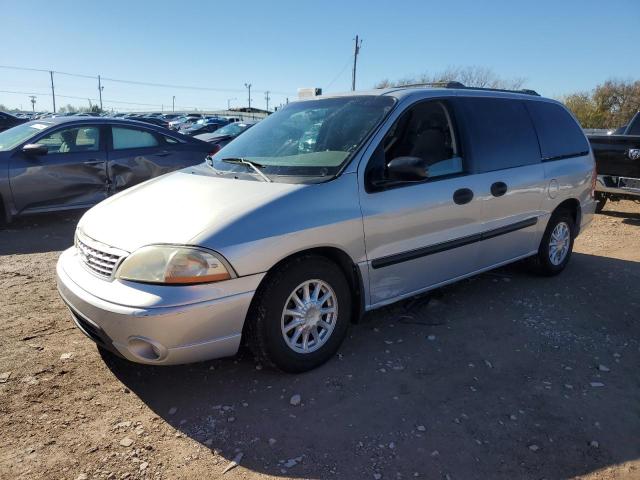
[525,101,589,160]
[112,127,159,150]
[456,97,540,172]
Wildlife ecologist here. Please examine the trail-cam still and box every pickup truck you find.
[587,111,640,212]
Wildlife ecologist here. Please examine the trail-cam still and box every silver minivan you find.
[56,85,596,372]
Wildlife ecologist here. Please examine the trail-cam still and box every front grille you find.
[76,232,126,279]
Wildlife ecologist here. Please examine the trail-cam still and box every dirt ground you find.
[1,201,639,480]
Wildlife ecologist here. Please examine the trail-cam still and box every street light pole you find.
[172,96,175,112]
[29,96,36,112]
[244,83,252,111]
[227,97,237,110]
[264,91,270,112]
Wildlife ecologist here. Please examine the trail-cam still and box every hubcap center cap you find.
[303,304,321,326]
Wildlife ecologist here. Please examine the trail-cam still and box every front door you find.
[9,124,107,214]
[358,99,484,307]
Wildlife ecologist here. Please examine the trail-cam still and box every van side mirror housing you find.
[387,156,428,181]
[22,144,48,156]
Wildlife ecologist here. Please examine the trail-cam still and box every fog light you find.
[127,337,167,361]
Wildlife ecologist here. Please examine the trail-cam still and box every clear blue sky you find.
[1,0,638,112]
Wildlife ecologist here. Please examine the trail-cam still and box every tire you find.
[594,194,607,214]
[528,210,575,276]
[247,255,352,373]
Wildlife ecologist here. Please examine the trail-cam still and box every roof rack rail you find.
[398,81,466,89]
[398,82,540,97]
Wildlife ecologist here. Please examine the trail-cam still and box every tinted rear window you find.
[525,101,589,160]
[456,97,540,172]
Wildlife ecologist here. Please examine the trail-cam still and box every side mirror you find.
[22,144,48,156]
[387,156,428,181]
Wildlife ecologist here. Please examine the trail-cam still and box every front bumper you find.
[56,247,264,365]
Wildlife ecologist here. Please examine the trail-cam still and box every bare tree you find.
[375,66,526,90]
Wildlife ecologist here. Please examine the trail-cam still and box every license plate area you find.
[619,177,640,192]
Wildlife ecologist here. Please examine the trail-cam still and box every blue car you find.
[180,117,230,136]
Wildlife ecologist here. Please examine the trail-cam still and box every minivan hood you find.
[78,167,304,253]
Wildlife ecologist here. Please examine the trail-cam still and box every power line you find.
[0,89,190,109]
[0,89,248,112]
[325,56,353,91]
[0,65,293,96]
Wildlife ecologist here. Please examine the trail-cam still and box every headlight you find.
[116,245,233,284]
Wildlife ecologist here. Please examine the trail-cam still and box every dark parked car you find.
[0,111,27,133]
[180,118,229,136]
[194,121,257,152]
[0,117,212,224]
[135,116,171,128]
[587,111,640,212]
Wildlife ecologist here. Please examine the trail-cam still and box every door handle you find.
[154,150,171,157]
[453,188,474,205]
[83,160,103,165]
[490,181,508,197]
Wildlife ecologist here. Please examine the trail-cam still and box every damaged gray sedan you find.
[0,117,213,224]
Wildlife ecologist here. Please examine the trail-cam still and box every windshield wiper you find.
[220,157,272,183]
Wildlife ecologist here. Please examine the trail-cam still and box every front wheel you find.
[247,256,352,373]
[527,210,575,276]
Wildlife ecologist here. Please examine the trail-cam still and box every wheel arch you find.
[248,247,365,327]
[553,198,581,233]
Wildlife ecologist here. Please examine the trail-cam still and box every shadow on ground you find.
[0,211,83,255]
[102,253,640,479]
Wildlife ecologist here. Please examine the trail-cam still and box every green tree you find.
[562,79,640,129]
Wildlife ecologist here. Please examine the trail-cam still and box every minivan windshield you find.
[210,96,395,178]
[0,121,52,151]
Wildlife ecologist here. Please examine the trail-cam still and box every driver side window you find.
[38,126,100,154]
[367,100,463,187]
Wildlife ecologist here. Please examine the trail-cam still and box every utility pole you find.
[29,96,36,112]
[244,83,252,110]
[264,91,270,112]
[172,96,175,112]
[227,97,236,110]
[351,35,362,91]
[98,75,103,111]
[49,71,56,113]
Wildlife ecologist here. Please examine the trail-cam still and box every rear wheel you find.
[528,210,575,276]
[247,255,351,373]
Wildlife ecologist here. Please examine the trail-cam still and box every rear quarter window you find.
[455,97,541,172]
[525,101,589,160]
